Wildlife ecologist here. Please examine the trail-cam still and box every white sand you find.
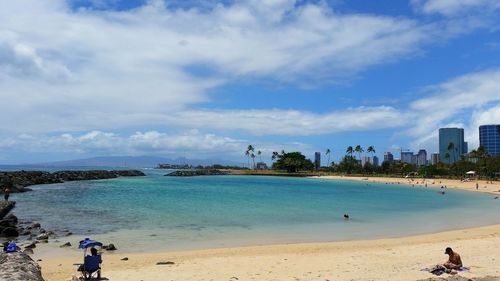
[38,224,500,281]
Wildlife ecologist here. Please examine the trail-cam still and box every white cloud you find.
[0,0,436,134]
[412,0,500,16]
[162,106,407,135]
[0,129,314,161]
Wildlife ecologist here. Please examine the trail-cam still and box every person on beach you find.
[3,185,11,202]
[442,247,462,270]
[90,247,102,264]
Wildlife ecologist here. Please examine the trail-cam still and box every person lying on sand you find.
[442,247,462,270]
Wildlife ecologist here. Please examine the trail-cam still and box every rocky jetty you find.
[0,201,15,219]
[165,169,229,177]
[0,201,18,237]
[0,252,45,281]
[0,170,146,193]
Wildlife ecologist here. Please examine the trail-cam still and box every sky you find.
[0,0,500,165]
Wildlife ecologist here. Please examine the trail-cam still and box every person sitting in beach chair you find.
[75,239,103,281]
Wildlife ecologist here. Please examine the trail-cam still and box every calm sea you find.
[7,167,500,252]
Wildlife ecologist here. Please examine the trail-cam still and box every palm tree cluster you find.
[245,145,263,169]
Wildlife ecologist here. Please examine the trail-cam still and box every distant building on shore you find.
[314,152,321,171]
[401,151,414,164]
[361,156,379,167]
[439,128,468,164]
[361,156,370,167]
[416,149,427,166]
[479,124,500,156]
[383,152,394,163]
[256,162,268,170]
[431,153,440,165]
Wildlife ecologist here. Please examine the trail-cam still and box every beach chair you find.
[74,238,103,281]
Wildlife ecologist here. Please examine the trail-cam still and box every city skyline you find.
[1,0,500,165]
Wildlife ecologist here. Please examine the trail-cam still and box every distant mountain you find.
[28,156,245,168]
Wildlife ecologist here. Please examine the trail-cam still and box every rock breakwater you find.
[0,252,44,281]
[0,170,146,193]
[165,169,229,176]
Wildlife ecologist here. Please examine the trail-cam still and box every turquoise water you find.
[11,169,500,252]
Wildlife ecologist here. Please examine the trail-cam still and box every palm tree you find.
[346,146,353,157]
[272,151,279,161]
[447,142,455,164]
[354,145,364,160]
[251,152,256,169]
[245,149,250,168]
[257,150,262,163]
[326,148,331,167]
[367,146,375,156]
[246,145,254,168]
[477,145,488,159]
[445,152,450,165]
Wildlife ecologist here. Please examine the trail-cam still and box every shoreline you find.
[38,224,500,281]
[314,175,500,196]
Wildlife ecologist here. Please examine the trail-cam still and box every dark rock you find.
[0,214,18,226]
[30,223,41,229]
[121,257,128,261]
[105,243,117,251]
[165,169,228,177]
[0,201,15,219]
[35,233,48,240]
[59,242,71,248]
[1,226,19,237]
[0,252,45,281]
[25,242,37,249]
[156,261,175,265]
[66,232,72,236]
[23,248,34,255]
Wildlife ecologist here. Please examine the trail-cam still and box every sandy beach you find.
[316,175,500,196]
[35,176,500,281]
[37,224,500,281]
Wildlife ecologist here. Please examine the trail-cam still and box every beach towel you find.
[421,265,451,276]
[421,265,469,276]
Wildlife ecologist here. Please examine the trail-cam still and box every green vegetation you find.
[238,143,498,179]
[271,151,314,173]
[320,145,499,179]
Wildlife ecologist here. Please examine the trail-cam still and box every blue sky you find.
[0,0,500,165]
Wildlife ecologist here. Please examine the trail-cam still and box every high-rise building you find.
[383,152,394,163]
[417,149,427,166]
[314,152,321,171]
[401,151,414,164]
[479,124,500,156]
[361,156,370,167]
[439,128,467,164]
[362,156,379,167]
[431,153,440,165]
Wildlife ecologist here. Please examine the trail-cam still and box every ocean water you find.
[10,168,500,252]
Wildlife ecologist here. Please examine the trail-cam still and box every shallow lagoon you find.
[12,169,500,252]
